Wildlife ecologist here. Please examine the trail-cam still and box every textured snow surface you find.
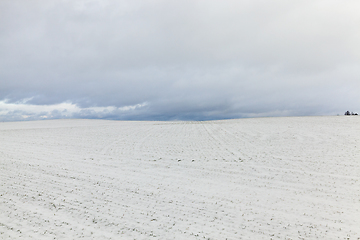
[1,117,360,239]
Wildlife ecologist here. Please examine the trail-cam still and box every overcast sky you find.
[1,0,360,121]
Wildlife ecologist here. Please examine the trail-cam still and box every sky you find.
[1,0,360,121]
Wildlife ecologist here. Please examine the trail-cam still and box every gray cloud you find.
[1,0,360,121]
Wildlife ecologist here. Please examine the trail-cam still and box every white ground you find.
[1,116,359,239]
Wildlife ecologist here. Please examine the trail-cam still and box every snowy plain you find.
[1,116,360,239]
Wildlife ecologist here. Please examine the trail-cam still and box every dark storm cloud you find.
[1,0,360,121]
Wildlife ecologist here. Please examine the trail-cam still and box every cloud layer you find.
[1,0,360,121]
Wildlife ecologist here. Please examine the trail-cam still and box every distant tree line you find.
[345,111,358,115]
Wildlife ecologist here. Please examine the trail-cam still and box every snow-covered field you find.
[1,116,360,239]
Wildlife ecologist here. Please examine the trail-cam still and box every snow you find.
[1,116,360,239]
